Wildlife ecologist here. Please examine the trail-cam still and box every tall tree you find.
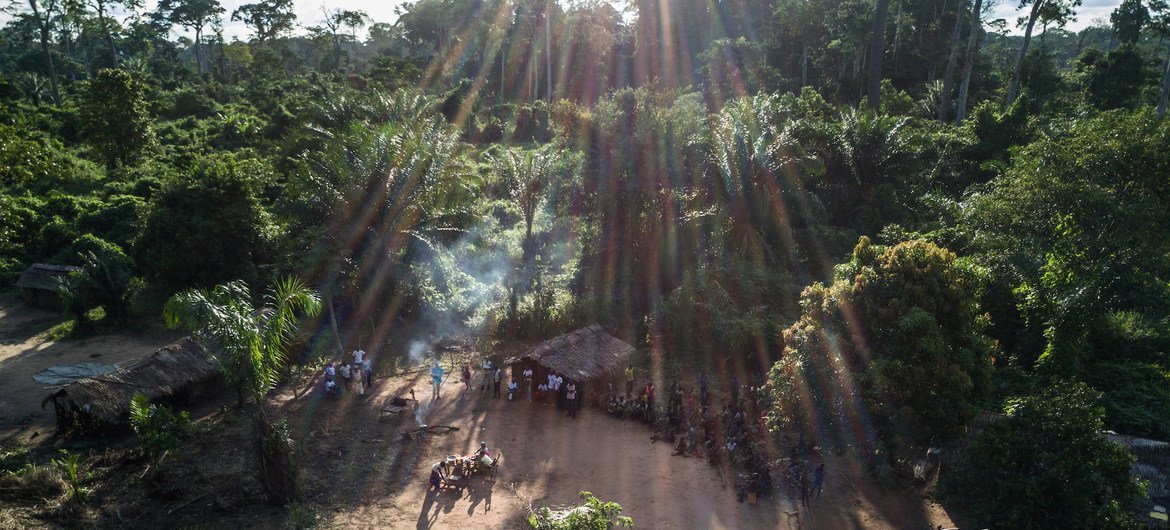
[231,0,296,43]
[866,0,892,110]
[165,277,321,505]
[1111,0,1149,45]
[1152,0,1170,115]
[956,0,986,122]
[156,0,224,75]
[939,0,968,120]
[1007,0,1081,106]
[80,68,153,167]
[90,0,141,67]
[23,0,63,105]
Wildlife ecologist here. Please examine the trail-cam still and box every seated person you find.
[471,441,492,464]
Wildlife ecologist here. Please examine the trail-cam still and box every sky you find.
[206,0,1124,40]
[3,0,1127,41]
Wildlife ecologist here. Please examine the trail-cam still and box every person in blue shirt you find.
[431,363,445,401]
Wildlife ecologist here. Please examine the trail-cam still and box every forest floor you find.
[0,301,957,528]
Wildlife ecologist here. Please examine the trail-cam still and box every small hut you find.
[45,337,222,433]
[505,324,635,405]
[16,263,79,311]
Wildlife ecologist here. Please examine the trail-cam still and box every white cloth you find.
[325,366,336,377]
[340,364,352,379]
[523,369,533,381]
[547,374,556,388]
[555,375,563,390]
[352,349,365,364]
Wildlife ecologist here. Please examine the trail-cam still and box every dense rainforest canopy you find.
[2,0,1169,525]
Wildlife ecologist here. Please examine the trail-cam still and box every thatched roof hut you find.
[505,325,635,383]
[45,337,222,432]
[16,263,78,311]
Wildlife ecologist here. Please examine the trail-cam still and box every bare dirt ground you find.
[283,364,957,529]
[0,300,956,529]
[0,302,180,444]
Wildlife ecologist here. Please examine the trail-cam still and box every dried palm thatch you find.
[15,263,78,311]
[44,338,221,433]
[505,324,634,382]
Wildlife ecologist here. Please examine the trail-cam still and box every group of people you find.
[428,358,583,418]
[324,348,373,398]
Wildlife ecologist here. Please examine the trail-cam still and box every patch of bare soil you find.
[281,354,958,529]
[0,324,958,529]
[0,302,181,444]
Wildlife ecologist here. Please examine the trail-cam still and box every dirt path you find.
[285,366,956,529]
[0,302,180,443]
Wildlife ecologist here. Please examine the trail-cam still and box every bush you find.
[528,491,633,530]
[128,393,191,465]
[942,381,1143,529]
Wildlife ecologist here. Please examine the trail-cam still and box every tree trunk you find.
[956,0,984,122]
[545,0,552,99]
[195,26,204,75]
[1159,46,1170,117]
[1007,0,1044,106]
[801,44,809,87]
[938,0,967,120]
[96,0,119,67]
[866,0,891,110]
[30,0,61,106]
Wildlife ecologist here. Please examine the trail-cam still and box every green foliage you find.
[134,155,275,291]
[942,381,1143,529]
[164,276,321,405]
[51,450,88,502]
[57,235,143,325]
[766,238,993,445]
[528,491,633,530]
[128,393,191,465]
[1075,46,1151,110]
[79,69,154,168]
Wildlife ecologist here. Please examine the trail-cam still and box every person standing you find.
[546,372,557,404]
[481,358,493,393]
[625,365,635,396]
[565,381,578,419]
[462,364,472,391]
[699,373,710,410]
[351,363,365,396]
[362,355,372,388]
[340,362,352,389]
[493,366,503,398]
[553,373,564,408]
[813,461,825,498]
[523,366,534,401]
[431,363,445,401]
[799,469,810,508]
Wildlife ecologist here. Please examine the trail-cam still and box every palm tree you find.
[489,145,566,323]
[164,276,321,505]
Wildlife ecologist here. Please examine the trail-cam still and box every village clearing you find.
[0,300,956,528]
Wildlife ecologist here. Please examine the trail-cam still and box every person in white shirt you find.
[523,367,534,401]
[352,349,365,365]
[481,358,494,393]
[507,379,518,401]
[340,363,352,382]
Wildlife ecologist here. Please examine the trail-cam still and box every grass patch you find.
[43,307,107,341]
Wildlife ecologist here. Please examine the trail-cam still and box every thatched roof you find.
[45,337,220,431]
[16,263,78,291]
[505,325,634,382]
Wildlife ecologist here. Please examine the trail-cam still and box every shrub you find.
[128,393,191,465]
[528,491,633,530]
